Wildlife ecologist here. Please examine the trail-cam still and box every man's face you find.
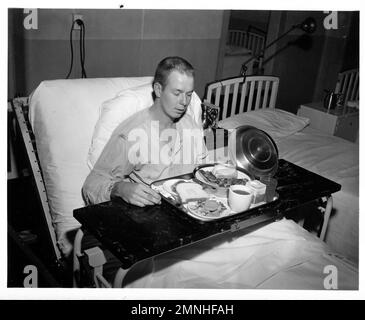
[155,70,194,121]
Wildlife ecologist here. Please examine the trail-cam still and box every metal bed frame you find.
[10,97,62,263]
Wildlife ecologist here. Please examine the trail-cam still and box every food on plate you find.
[212,164,238,179]
[204,199,219,212]
[188,199,227,217]
[175,182,210,203]
[163,179,187,196]
[199,166,249,188]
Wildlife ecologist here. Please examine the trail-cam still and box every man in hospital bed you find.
[82,56,208,207]
[80,56,213,285]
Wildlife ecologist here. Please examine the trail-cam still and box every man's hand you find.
[111,181,161,207]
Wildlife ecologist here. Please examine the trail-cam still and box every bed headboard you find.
[205,76,279,120]
[227,30,266,57]
[334,68,359,106]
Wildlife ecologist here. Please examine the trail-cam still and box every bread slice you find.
[176,182,210,203]
[212,164,238,179]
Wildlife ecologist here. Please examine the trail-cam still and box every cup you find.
[228,185,253,212]
[246,180,266,204]
[260,176,278,202]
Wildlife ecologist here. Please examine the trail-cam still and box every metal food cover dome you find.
[228,125,279,178]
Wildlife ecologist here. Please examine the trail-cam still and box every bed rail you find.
[10,97,62,262]
[205,76,279,120]
[335,68,359,106]
[227,30,266,57]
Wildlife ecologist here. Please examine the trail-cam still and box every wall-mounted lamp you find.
[240,17,317,76]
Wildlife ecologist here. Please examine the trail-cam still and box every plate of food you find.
[173,181,210,203]
[193,163,253,193]
[162,179,189,197]
[159,179,211,203]
[186,198,230,221]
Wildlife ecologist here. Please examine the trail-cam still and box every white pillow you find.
[218,108,310,138]
[87,83,203,168]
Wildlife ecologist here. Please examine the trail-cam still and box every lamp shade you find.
[299,17,317,33]
[240,16,317,76]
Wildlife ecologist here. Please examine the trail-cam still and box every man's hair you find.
[153,56,195,89]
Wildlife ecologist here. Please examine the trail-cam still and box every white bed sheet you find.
[125,219,357,289]
[274,126,359,264]
[217,109,359,264]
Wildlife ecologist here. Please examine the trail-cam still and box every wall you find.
[264,11,358,113]
[341,11,359,71]
[268,11,327,113]
[8,9,225,98]
[229,10,270,33]
[9,9,358,111]
[312,11,359,102]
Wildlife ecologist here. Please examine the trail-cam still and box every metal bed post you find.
[73,228,129,288]
[73,228,111,288]
[72,228,84,287]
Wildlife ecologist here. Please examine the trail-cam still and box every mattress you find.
[275,126,359,264]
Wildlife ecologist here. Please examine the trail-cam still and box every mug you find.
[228,185,253,212]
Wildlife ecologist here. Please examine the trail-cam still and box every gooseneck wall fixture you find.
[240,17,317,77]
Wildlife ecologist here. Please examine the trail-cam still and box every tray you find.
[151,164,278,222]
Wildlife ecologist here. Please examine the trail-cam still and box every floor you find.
[7,176,72,288]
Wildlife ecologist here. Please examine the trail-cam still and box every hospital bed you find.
[206,75,359,265]
[10,76,358,289]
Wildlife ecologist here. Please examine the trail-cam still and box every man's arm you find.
[82,133,133,205]
[110,180,161,207]
[82,132,161,206]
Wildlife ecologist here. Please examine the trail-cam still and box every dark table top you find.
[74,159,341,270]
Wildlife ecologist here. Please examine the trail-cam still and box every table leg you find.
[319,196,333,241]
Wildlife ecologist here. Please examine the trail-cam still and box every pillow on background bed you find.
[87,83,203,168]
[225,45,252,56]
[218,108,310,138]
